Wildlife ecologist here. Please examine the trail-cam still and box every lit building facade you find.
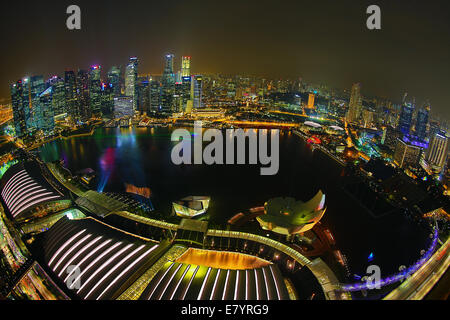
[10,79,29,137]
[114,96,134,119]
[346,83,362,123]
[192,75,203,109]
[393,137,422,169]
[77,69,90,121]
[181,56,191,77]
[64,71,78,121]
[89,65,102,116]
[398,103,414,136]
[107,66,122,96]
[307,93,315,109]
[125,57,138,110]
[426,131,448,171]
[415,106,429,141]
[161,54,175,113]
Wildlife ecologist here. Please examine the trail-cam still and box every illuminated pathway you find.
[340,222,448,299]
[383,236,449,300]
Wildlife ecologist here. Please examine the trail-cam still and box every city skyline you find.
[1,0,450,120]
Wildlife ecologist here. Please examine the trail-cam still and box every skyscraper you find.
[191,75,203,109]
[108,66,122,97]
[50,77,67,117]
[181,56,191,77]
[64,71,78,121]
[161,54,175,113]
[137,75,150,114]
[35,87,55,135]
[163,54,175,83]
[181,76,192,112]
[415,105,430,141]
[149,79,161,112]
[10,79,29,137]
[89,65,102,116]
[346,83,362,123]
[398,102,414,135]
[426,131,449,171]
[307,93,315,109]
[29,75,45,131]
[125,57,138,110]
[77,69,90,121]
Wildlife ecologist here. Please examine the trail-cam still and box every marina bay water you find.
[38,126,430,277]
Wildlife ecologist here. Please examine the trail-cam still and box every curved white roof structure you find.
[1,164,62,218]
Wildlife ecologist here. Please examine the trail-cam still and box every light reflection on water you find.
[37,126,430,277]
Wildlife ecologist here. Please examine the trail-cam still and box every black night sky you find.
[1,0,450,119]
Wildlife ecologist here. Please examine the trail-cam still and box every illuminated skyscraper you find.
[426,131,448,171]
[415,105,430,140]
[161,54,175,113]
[181,76,192,112]
[108,66,122,96]
[163,54,175,83]
[181,56,191,77]
[398,102,414,135]
[50,78,67,117]
[125,57,138,110]
[149,79,161,112]
[191,75,203,109]
[89,65,102,116]
[346,83,362,123]
[137,75,150,114]
[10,79,30,137]
[29,75,45,131]
[35,86,55,135]
[65,70,78,120]
[307,93,315,109]
[77,69,90,121]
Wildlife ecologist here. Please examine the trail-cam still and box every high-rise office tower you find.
[77,69,90,121]
[125,57,138,110]
[398,102,414,135]
[181,76,192,112]
[346,83,362,123]
[64,71,78,120]
[149,79,161,112]
[163,54,175,83]
[137,75,150,114]
[415,105,430,141]
[35,86,55,134]
[307,93,315,109]
[48,77,67,117]
[426,131,449,170]
[89,65,102,116]
[10,79,30,137]
[100,81,115,116]
[29,75,45,131]
[161,54,175,113]
[191,75,203,109]
[181,56,191,77]
[108,66,122,96]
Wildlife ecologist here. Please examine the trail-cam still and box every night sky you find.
[1,0,450,119]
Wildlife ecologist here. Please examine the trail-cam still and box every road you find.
[383,237,450,300]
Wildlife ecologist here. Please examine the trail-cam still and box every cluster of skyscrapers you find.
[345,83,448,173]
[10,54,203,137]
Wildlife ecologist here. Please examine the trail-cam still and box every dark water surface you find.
[38,126,430,277]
